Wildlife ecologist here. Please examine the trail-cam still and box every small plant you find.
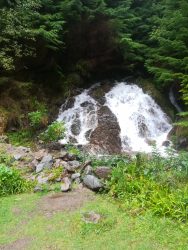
[40,121,65,142]
[28,110,48,130]
[0,164,33,196]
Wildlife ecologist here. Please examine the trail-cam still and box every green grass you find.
[0,193,188,250]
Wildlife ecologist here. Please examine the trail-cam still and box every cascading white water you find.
[57,90,98,144]
[105,83,172,152]
[57,82,172,153]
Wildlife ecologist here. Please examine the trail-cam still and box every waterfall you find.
[57,82,172,153]
[169,87,182,113]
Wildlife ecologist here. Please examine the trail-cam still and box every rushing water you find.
[57,82,172,153]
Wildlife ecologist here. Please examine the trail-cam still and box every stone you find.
[83,175,103,191]
[37,174,49,184]
[83,211,101,224]
[94,167,112,179]
[17,146,31,153]
[53,150,68,159]
[36,154,53,173]
[162,140,171,147]
[90,106,121,154]
[63,160,80,172]
[13,154,24,161]
[34,186,43,193]
[71,173,81,180]
[61,177,72,192]
[34,149,47,161]
[83,165,93,175]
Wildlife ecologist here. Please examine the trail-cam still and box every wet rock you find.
[90,106,121,154]
[94,167,112,180]
[71,118,81,136]
[63,160,80,172]
[162,140,171,147]
[36,154,53,173]
[71,173,81,180]
[82,211,101,224]
[61,177,72,192]
[83,175,103,191]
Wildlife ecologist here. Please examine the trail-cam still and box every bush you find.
[106,153,188,222]
[40,121,65,142]
[0,164,32,196]
[28,110,48,130]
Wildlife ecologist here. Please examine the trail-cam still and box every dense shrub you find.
[40,121,65,142]
[0,164,32,196]
[107,152,188,222]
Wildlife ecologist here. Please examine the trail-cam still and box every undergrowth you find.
[106,151,188,222]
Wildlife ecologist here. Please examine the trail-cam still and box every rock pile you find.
[0,142,112,193]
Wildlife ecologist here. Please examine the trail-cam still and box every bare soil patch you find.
[39,187,95,215]
[0,238,31,250]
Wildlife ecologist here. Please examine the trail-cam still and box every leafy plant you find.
[0,164,33,196]
[106,152,188,222]
[28,110,48,130]
[40,121,65,142]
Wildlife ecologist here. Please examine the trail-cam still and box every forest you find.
[1,1,188,249]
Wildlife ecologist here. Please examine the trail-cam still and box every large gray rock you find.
[83,175,103,191]
[61,177,72,192]
[94,166,112,180]
[63,160,80,172]
[36,154,53,173]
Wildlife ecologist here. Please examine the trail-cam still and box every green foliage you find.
[107,152,188,222]
[28,110,48,129]
[0,164,32,196]
[40,121,65,142]
[7,129,34,147]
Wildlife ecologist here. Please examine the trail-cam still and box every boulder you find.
[61,177,72,192]
[83,175,103,191]
[36,154,53,173]
[63,160,80,172]
[94,167,112,180]
[90,106,121,154]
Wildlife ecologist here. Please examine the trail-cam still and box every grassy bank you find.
[0,192,188,250]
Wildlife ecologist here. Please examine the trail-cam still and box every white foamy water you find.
[57,82,172,153]
[57,90,98,144]
[105,83,172,153]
